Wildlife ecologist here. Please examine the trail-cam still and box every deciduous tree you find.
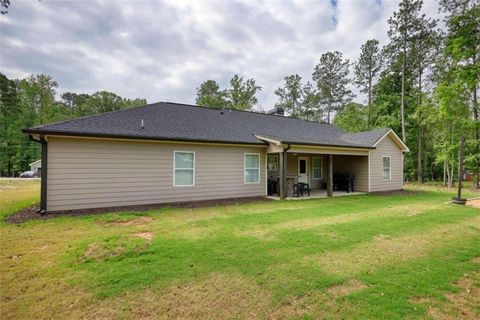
[227,74,262,111]
[333,102,368,132]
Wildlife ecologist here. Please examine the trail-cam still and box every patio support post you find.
[279,151,286,199]
[278,145,290,199]
[327,154,333,197]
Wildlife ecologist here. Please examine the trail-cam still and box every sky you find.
[0,0,442,110]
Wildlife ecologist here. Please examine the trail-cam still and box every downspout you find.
[29,134,48,214]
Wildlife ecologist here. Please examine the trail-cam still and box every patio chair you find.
[293,184,303,197]
[298,182,311,197]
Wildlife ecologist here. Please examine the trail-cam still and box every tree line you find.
[1,0,477,186]
[195,0,479,187]
[0,73,146,176]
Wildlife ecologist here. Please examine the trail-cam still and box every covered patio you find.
[262,137,370,199]
[267,189,366,200]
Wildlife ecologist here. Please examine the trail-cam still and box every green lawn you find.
[0,179,479,319]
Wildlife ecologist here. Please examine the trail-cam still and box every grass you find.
[0,179,479,319]
[0,178,39,220]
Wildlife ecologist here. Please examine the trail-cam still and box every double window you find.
[382,156,391,180]
[174,151,195,187]
[312,157,323,179]
[244,153,260,184]
[174,152,260,186]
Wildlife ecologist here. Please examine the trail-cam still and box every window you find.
[174,151,195,186]
[267,154,278,171]
[383,156,391,180]
[312,157,323,179]
[244,153,260,184]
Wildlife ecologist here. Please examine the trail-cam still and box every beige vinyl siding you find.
[46,137,266,211]
[369,135,403,192]
[333,155,369,192]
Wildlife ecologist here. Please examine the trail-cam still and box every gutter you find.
[28,134,47,214]
[21,129,267,147]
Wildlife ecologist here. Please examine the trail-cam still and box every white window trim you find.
[173,151,195,187]
[298,157,309,176]
[368,150,371,192]
[244,153,261,184]
[382,155,391,181]
[312,156,323,180]
[264,153,268,195]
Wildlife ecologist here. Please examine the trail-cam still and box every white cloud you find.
[0,0,442,109]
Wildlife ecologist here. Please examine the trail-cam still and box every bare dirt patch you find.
[80,237,149,262]
[106,216,153,226]
[409,296,436,304]
[81,242,128,262]
[127,273,271,319]
[327,279,368,297]
[471,257,480,264]
[466,199,480,208]
[269,293,318,319]
[308,216,480,276]
[132,232,153,241]
[413,272,480,320]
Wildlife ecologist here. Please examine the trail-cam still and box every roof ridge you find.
[341,127,391,136]
[161,101,333,126]
[31,100,336,130]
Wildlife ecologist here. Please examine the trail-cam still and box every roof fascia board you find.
[254,134,283,145]
[372,129,410,152]
[42,133,268,148]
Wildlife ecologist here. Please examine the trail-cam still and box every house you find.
[29,160,41,175]
[23,102,409,213]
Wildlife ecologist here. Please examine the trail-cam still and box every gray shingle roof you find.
[24,101,392,149]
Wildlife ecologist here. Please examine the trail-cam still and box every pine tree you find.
[195,80,227,109]
[274,74,303,117]
[312,51,353,124]
[387,0,424,142]
[354,39,382,129]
